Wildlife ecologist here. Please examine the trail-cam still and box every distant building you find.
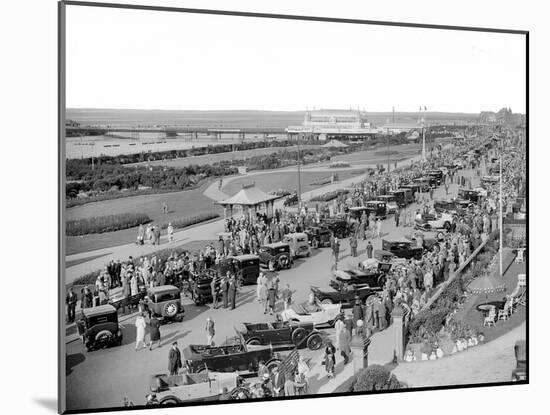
[286,109,378,141]
[479,108,525,125]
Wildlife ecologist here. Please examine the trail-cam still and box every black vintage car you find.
[283,191,298,207]
[259,242,293,271]
[321,217,350,239]
[330,263,391,291]
[235,321,323,350]
[511,339,527,381]
[189,269,220,305]
[216,254,260,285]
[182,343,281,374]
[382,239,423,260]
[348,201,387,220]
[458,188,481,203]
[426,169,444,185]
[310,284,378,308]
[146,285,185,324]
[305,225,332,248]
[76,304,123,352]
[390,188,414,207]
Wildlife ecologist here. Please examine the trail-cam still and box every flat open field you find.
[65,183,223,255]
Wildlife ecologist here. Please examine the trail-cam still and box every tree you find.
[352,365,403,392]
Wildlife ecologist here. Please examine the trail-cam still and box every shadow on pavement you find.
[34,398,57,413]
[66,352,86,376]
[162,330,192,344]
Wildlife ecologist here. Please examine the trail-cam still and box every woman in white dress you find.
[135,313,147,350]
[130,274,138,296]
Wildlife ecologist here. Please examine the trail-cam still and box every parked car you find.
[330,263,391,290]
[321,217,350,239]
[403,231,443,251]
[190,269,219,305]
[377,194,399,214]
[279,302,342,327]
[390,188,414,207]
[282,232,311,259]
[76,304,123,352]
[149,372,249,404]
[458,188,481,203]
[414,211,454,231]
[426,169,444,185]
[235,320,323,350]
[310,285,379,308]
[182,343,281,374]
[109,288,146,311]
[305,225,332,248]
[146,285,185,323]
[283,191,299,207]
[222,254,260,285]
[259,242,293,271]
[381,239,423,260]
[511,339,527,381]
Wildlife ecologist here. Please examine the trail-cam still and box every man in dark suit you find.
[270,366,285,397]
[228,276,237,310]
[113,259,122,287]
[168,342,182,376]
[66,287,78,323]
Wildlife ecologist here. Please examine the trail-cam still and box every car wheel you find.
[307,334,323,350]
[278,255,290,269]
[159,396,181,405]
[246,339,261,346]
[291,328,308,345]
[163,301,179,318]
[95,330,113,343]
[321,298,333,305]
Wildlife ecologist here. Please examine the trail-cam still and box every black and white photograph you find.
[57,1,528,413]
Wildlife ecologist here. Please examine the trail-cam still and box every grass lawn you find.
[66,252,112,268]
[66,182,223,255]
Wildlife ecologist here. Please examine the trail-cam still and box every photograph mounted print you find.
[58,1,528,413]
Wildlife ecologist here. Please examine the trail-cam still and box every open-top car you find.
[403,231,443,251]
[76,304,123,352]
[382,238,423,260]
[305,225,332,248]
[330,263,391,291]
[147,285,185,323]
[310,284,378,308]
[259,242,293,271]
[149,372,250,404]
[182,343,281,375]
[279,302,341,328]
[235,320,323,350]
[414,211,454,231]
[282,233,311,259]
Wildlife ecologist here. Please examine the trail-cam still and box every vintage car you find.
[76,304,123,352]
[377,195,399,214]
[481,175,500,187]
[404,231,443,251]
[259,242,293,271]
[426,169,444,185]
[310,285,379,308]
[182,343,280,374]
[189,269,219,305]
[321,217,350,239]
[330,262,391,291]
[109,288,146,311]
[222,254,260,285]
[146,285,185,323]
[279,302,342,328]
[149,372,249,404]
[390,188,413,207]
[235,320,323,350]
[282,232,311,259]
[283,191,299,207]
[511,339,527,382]
[414,211,454,231]
[381,238,423,260]
[411,177,434,191]
[305,225,332,248]
[458,188,481,203]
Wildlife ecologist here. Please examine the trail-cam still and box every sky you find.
[65,5,526,113]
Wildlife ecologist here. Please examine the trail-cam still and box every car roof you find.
[82,304,117,317]
[366,200,385,204]
[284,232,307,238]
[148,285,179,295]
[262,242,289,248]
[232,254,260,261]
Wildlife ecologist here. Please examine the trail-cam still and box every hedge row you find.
[310,189,349,202]
[66,213,152,236]
[160,212,220,230]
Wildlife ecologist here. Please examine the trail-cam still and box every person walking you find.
[282,283,292,309]
[256,272,265,303]
[376,218,382,238]
[228,277,237,310]
[334,315,345,350]
[394,208,400,228]
[267,282,277,315]
[210,277,218,309]
[366,241,373,259]
[205,316,215,346]
[148,316,161,350]
[154,225,161,245]
[168,342,182,375]
[349,234,358,257]
[167,223,174,243]
[338,328,351,364]
[220,275,229,308]
[332,237,340,269]
[325,350,335,378]
[66,288,78,323]
[135,313,147,351]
